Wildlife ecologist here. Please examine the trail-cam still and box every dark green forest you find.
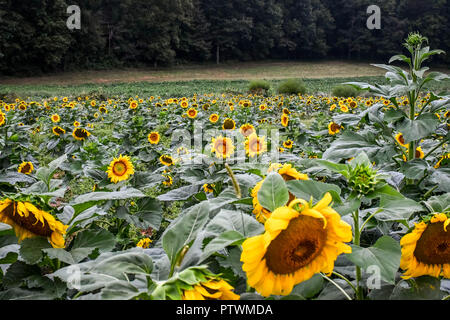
[0,0,449,75]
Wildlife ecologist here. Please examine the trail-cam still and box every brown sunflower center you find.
[330,123,341,132]
[150,133,159,141]
[223,120,235,129]
[113,161,127,176]
[249,139,261,152]
[20,163,31,173]
[398,135,405,144]
[75,129,88,138]
[414,222,450,265]
[264,215,327,275]
[3,202,53,237]
[161,156,173,165]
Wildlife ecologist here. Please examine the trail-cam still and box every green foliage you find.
[277,79,307,95]
[332,84,359,97]
[248,79,271,94]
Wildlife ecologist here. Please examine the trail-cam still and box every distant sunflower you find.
[162,175,173,186]
[281,114,289,127]
[106,155,135,183]
[148,132,160,145]
[400,213,450,279]
[241,193,352,297]
[182,278,240,300]
[203,183,215,194]
[72,128,91,141]
[129,100,138,109]
[245,133,267,158]
[340,105,349,113]
[52,126,66,136]
[239,123,255,137]
[73,121,80,127]
[137,238,152,248]
[209,114,219,124]
[159,155,175,166]
[415,146,425,159]
[51,114,60,123]
[0,112,5,126]
[222,118,236,130]
[211,136,235,159]
[187,108,198,119]
[0,199,68,248]
[283,139,293,149]
[395,133,408,148]
[328,122,341,135]
[18,162,34,175]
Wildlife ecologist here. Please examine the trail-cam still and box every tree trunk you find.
[216,44,220,65]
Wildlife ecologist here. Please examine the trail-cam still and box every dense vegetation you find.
[1,0,449,75]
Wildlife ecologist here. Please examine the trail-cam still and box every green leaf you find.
[19,237,52,265]
[71,188,146,206]
[257,172,289,212]
[162,201,210,265]
[322,131,380,162]
[43,248,75,265]
[422,193,450,213]
[397,113,440,143]
[375,197,424,221]
[390,276,444,300]
[71,229,116,253]
[400,159,430,180]
[157,185,200,201]
[200,230,244,262]
[204,209,264,238]
[35,154,67,186]
[347,236,401,284]
[0,172,35,185]
[286,180,342,204]
[290,274,324,299]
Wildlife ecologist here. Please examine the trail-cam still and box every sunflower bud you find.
[348,163,380,195]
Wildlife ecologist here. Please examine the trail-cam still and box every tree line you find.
[0,0,449,75]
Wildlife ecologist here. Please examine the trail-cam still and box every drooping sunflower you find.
[18,162,34,175]
[51,114,61,123]
[106,155,135,183]
[222,118,236,130]
[186,108,198,119]
[52,126,66,136]
[159,155,175,166]
[281,114,289,127]
[245,133,267,158]
[148,132,160,145]
[182,278,240,300]
[211,136,235,159]
[0,199,68,248]
[395,133,408,148]
[328,122,341,135]
[241,193,352,297]
[400,213,450,279]
[209,114,219,124]
[239,123,255,137]
[72,128,91,141]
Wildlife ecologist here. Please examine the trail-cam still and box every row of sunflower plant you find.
[0,33,449,300]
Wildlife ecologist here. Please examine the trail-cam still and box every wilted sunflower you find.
[187,108,198,119]
[400,213,450,279]
[182,278,240,300]
[328,122,341,135]
[51,114,60,123]
[222,118,236,130]
[159,155,175,166]
[148,132,160,145]
[211,136,235,159]
[245,133,267,158]
[0,199,68,248]
[18,161,34,175]
[52,126,66,136]
[209,114,219,124]
[241,193,352,297]
[106,155,135,183]
[72,128,91,141]
[395,133,408,148]
[281,114,289,127]
[239,123,255,137]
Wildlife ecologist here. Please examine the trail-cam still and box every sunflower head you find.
[281,114,289,127]
[148,132,160,145]
[347,163,380,195]
[0,112,5,126]
[328,122,341,135]
[211,136,235,159]
[283,139,293,149]
[187,108,198,119]
[203,183,215,194]
[241,193,352,297]
[18,162,34,175]
[239,123,255,137]
[222,118,236,130]
[245,133,267,158]
[395,133,408,148]
[137,238,152,249]
[209,114,219,124]
[0,199,68,248]
[400,213,450,279]
[51,114,60,123]
[182,277,240,300]
[72,128,91,141]
[52,126,66,136]
[106,155,135,183]
[160,155,175,166]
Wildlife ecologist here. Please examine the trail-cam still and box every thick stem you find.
[353,210,364,300]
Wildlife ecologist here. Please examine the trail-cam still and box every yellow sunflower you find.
[0,199,68,248]
[72,128,91,141]
[106,155,135,183]
[241,193,352,297]
[281,114,289,127]
[159,155,175,166]
[18,162,34,175]
[283,139,293,149]
[400,213,450,279]
[211,136,235,159]
[222,118,236,130]
[148,132,160,145]
[73,121,80,127]
[182,278,240,300]
[209,114,219,124]
[239,123,255,137]
[328,122,341,135]
[415,146,425,159]
[245,133,267,158]
[137,238,152,249]
[203,183,215,194]
[162,175,173,186]
[51,114,60,123]
[186,108,198,119]
[0,112,5,126]
[52,126,66,136]
[395,133,408,148]
[129,100,139,109]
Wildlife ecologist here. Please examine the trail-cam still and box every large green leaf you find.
[257,172,289,212]
[200,230,244,262]
[286,180,342,204]
[422,193,450,213]
[0,172,35,185]
[397,113,440,143]
[71,229,116,254]
[347,236,401,284]
[322,131,380,162]
[204,209,264,238]
[400,159,430,180]
[375,197,424,221]
[390,276,444,300]
[19,237,52,265]
[162,201,210,266]
[71,188,146,206]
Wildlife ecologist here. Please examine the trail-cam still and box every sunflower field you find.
[0,34,449,301]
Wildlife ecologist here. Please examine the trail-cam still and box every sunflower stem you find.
[225,163,241,199]
[352,209,364,300]
[331,271,357,294]
[423,139,446,160]
[320,273,352,301]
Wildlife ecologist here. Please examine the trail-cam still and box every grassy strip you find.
[0,76,448,99]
